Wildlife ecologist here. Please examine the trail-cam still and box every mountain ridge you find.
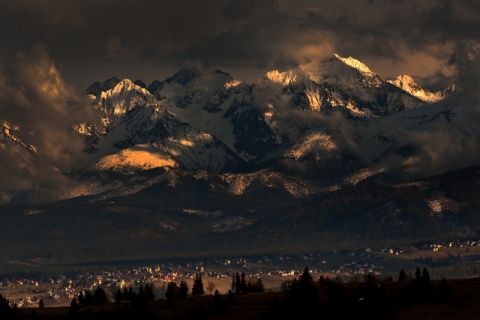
[1,53,478,265]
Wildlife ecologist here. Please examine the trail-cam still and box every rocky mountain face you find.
[256,54,425,117]
[1,53,478,262]
[0,122,37,154]
[73,54,447,180]
[78,78,244,173]
[4,53,469,203]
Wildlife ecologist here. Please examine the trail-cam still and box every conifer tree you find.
[235,273,241,293]
[138,285,145,301]
[254,278,265,293]
[422,268,432,295]
[192,273,205,296]
[165,281,179,300]
[414,267,422,280]
[93,287,109,304]
[67,298,79,320]
[144,283,155,301]
[365,273,375,289]
[231,275,236,292]
[128,287,134,302]
[299,266,314,289]
[84,291,94,306]
[291,266,318,308]
[398,269,406,281]
[198,273,205,295]
[0,294,11,319]
[78,292,85,306]
[240,272,247,293]
[212,289,223,314]
[179,280,189,299]
[422,268,431,283]
[115,289,122,303]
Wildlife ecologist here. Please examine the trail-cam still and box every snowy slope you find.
[76,79,244,173]
[69,54,468,197]
[4,52,476,209]
[254,53,425,118]
[77,54,433,176]
[350,93,480,178]
[388,75,454,103]
[150,68,282,161]
[94,144,178,173]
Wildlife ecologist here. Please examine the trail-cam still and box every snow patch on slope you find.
[95,145,178,173]
[284,133,338,160]
[221,170,316,198]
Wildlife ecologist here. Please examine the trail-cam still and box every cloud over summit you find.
[0,0,478,91]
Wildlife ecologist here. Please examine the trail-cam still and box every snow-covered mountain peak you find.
[333,53,375,77]
[388,75,450,103]
[294,54,379,86]
[261,54,376,87]
[256,54,423,117]
[84,77,121,96]
[149,68,241,97]
[166,67,202,86]
[264,69,300,86]
[109,78,148,95]
[210,69,243,89]
[133,79,147,89]
[101,78,158,116]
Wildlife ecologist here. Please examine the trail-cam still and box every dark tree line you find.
[164,273,205,301]
[112,284,155,320]
[0,294,19,320]
[231,271,264,294]
[76,287,109,306]
[414,254,462,267]
[262,266,454,320]
[115,284,155,303]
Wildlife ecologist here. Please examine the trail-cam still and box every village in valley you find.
[2,238,480,308]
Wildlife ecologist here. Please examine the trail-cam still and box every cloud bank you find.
[0,45,95,191]
[0,0,478,91]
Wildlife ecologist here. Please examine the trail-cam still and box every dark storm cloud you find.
[1,0,479,90]
[0,45,97,191]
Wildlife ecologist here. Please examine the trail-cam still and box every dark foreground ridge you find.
[2,267,480,320]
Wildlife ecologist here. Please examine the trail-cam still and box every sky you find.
[0,0,480,192]
[1,0,479,93]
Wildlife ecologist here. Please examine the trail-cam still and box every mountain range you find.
[2,53,480,265]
